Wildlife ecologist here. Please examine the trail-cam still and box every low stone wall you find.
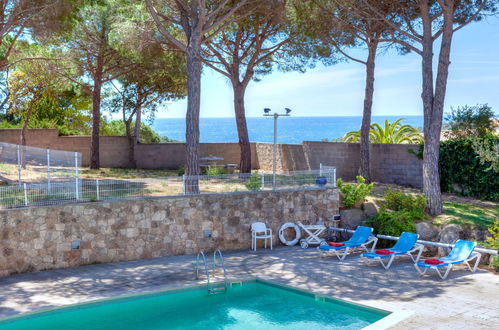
[0,188,339,276]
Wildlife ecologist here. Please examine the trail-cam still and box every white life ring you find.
[278,222,301,246]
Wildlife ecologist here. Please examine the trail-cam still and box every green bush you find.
[245,173,262,191]
[204,166,228,175]
[382,189,427,220]
[440,135,498,201]
[485,219,499,269]
[176,166,185,176]
[367,210,417,247]
[336,176,374,208]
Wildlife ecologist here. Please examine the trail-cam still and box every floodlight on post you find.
[263,108,292,189]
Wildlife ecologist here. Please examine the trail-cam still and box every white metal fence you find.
[0,168,336,209]
[0,142,81,185]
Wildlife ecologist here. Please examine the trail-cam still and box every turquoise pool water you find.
[0,281,389,329]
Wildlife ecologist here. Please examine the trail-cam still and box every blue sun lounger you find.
[414,240,481,280]
[360,232,424,269]
[317,226,377,260]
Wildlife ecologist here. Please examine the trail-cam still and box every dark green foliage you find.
[368,189,424,247]
[444,104,496,139]
[382,189,427,220]
[367,210,417,247]
[100,120,162,143]
[368,210,417,236]
[176,166,185,176]
[440,135,498,201]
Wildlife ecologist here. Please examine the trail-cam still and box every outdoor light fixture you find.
[263,108,293,189]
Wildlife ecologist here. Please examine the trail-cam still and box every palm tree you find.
[343,118,423,144]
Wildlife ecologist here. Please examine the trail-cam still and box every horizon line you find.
[154,114,426,119]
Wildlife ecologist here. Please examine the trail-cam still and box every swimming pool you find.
[0,280,390,329]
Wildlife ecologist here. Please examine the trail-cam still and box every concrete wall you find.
[302,142,423,187]
[0,188,339,276]
[0,128,422,187]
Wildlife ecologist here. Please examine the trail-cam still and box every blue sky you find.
[160,17,499,119]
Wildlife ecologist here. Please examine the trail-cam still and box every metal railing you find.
[0,168,337,209]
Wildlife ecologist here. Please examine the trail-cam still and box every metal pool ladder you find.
[195,249,228,295]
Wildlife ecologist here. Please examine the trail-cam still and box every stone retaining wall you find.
[0,188,339,276]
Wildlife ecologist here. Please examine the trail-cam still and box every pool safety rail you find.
[327,227,499,256]
[195,249,228,295]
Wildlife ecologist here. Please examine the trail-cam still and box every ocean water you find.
[152,116,424,144]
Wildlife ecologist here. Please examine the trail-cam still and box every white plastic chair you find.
[251,222,273,251]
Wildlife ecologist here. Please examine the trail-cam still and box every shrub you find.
[440,135,498,201]
[336,176,373,208]
[245,173,262,191]
[382,189,427,220]
[367,210,417,247]
[409,135,498,201]
[176,166,185,176]
[485,219,499,269]
[204,166,228,175]
[443,104,496,139]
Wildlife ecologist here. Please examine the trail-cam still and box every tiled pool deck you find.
[0,246,497,329]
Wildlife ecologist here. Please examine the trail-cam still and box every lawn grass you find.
[433,202,499,230]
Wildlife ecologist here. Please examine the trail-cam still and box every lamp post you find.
[263,107,291,189]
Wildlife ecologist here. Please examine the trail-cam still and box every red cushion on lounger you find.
[328,242,345,247]
[425,259,444,265]
[375,249,394,255]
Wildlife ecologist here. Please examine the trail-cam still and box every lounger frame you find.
[361,243,424,270]
[319,236,378,261]
[414,252,482,280]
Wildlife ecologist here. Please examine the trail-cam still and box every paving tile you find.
[0,246,497,329]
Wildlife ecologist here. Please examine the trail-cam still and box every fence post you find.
[47,149,51,194]
[96,179,100,200]
[182,175,186,195]
[261,173,265,190]
[74,152,80,200]
[333,168,336,187]
[320,163,323,177]
[17,145,21,186]
[23,183,28,206]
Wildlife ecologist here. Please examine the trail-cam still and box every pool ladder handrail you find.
[195,249,228,295]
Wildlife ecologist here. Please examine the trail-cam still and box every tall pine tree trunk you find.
[184,38,202,193]
[423,8,454,216]
[419,2,455,216]
[90,80,102,170]
[133,105,142,167]
[232,82,251,173]
[20,98,37,169]
[359,42,378,182]
[124,116,135,168]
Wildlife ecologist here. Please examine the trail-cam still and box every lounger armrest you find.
[467,252,482,272]
[365,236,378,252]
[408,243,425,263]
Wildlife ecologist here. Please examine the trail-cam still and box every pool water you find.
[0,281,389,330]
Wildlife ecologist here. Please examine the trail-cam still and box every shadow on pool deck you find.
[0,246,497,329]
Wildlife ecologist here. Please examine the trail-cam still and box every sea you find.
[151,116,425,144]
